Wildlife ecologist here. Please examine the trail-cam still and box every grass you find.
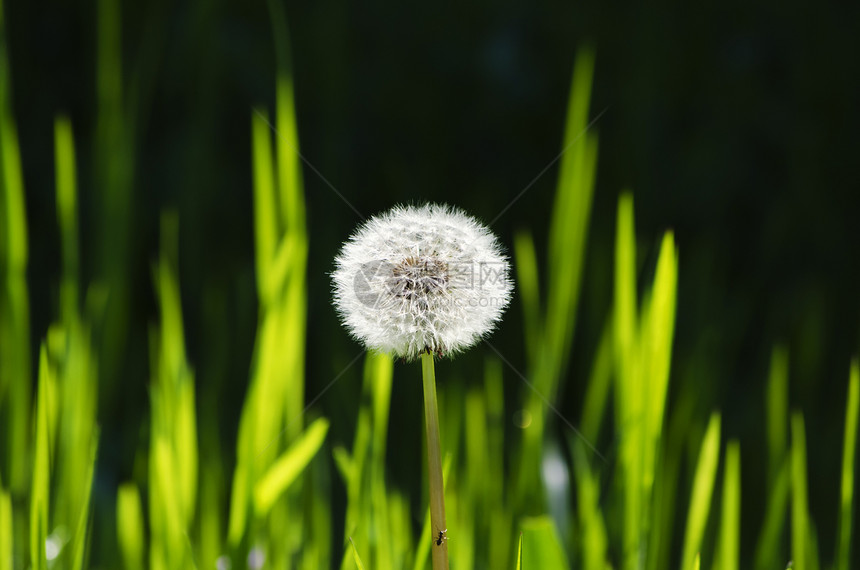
[1,2,859,569]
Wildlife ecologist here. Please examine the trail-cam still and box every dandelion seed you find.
[332,203,512,361]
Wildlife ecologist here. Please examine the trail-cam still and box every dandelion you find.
[332,203,512,361]
[332,203,512,570]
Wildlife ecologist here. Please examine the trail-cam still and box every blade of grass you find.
[613,191,642,570]
[791,412,809,570]
[717,440,740,570]
[254,418,330,515]
[0,489,11,570]
[767,346,789,484]
[639,230,678,562]
[642,231,677,451]
[348,537,366,570]
[54,116,79,320]
[148,213,199,569]
[0,25,31,494]
[251,109,278,301]
[94,0,134,392]
[680,412,721,570]
[69,428,99,570]
[30,346,54,570]
[516,533,523,570]
[117,483,145,570]
[835,359,859,570]
[513,229,541,368]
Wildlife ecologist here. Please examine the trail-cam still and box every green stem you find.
[421,352,448,570]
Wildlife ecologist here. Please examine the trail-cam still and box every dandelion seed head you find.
[332,203,512,360]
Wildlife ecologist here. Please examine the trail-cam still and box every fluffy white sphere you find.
[332,204,512,360]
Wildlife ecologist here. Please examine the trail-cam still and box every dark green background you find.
[4,0,859,564]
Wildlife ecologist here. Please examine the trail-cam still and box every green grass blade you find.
[791,412,809,570]
[680,412,721,570]
[251,109,278,300]
[254,418,330,515]
[117,483,145,570]
[348,537,366,570]
[0,28,32,494]
[69,428,99,570]
[767,346,789,484]
[368,352,394,470]
[148,214,199,568]
[30,346,54,570]
[643,231,677,442]
[54,115,79,320]
[614,191,637,393]
[513,229,541,366]
[836,359,859,570]
[519,516,570,570]
[0,489,11,570]
[516,533,523,570]
[717,440,740,570]
[613,191,641,570]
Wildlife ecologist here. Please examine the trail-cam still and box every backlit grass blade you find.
[613,191,641,570]
[516,533,523,570]
[251,108,278,300]
[639,230,678,562]
[767,346,789,484]
[254,418,330,515]
[117,483,145,570]
[642,231,677,446]
[148,214,199,569]
[680,412,721,570]
[717,440,740,570]
[513,229,541,367]
[613,191,637,383]
[0,490,9,570]
[348,537,366,570]
[835,360,859,570]
[519,516,570,570]
[51,114,101,556]
[30,347,55,570]
[0,26,31,494]
[69,428,98,570]
[791,412,810,570]
[94,0,134,389]
[54,116,79,320]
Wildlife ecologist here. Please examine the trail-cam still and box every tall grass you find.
[0,3,858,569]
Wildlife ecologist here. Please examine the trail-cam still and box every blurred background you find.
[3,0,859,564]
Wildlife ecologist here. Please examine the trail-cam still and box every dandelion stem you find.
[421,352,449,570]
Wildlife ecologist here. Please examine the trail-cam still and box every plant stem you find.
[421,352,448,570]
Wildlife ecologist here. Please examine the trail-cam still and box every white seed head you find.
[332,203,512,361]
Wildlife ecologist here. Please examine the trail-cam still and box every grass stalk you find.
[421,352,449,570]
[835,360,858,570]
